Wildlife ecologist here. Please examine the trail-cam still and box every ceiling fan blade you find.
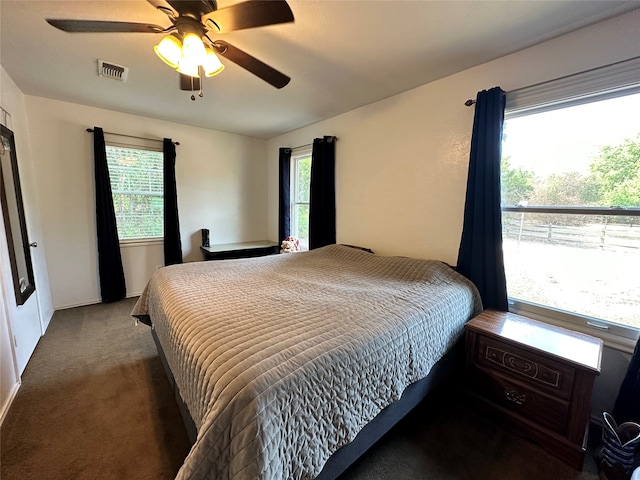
[211,40,290,89]
[146,0,178,19]
[46,19,164,33]
[202,0,294,33]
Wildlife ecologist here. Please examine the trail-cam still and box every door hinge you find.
[13,335,17,347]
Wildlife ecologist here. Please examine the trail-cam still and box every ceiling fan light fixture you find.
[176,57,201,78]
[47,0,294,91]
[154,34,182,69]
[202,48,224,77]
[181,32,207,66]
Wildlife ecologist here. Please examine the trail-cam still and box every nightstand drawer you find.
[471,367,570,435]
[476,336,575,400]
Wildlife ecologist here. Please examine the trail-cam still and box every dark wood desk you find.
[200,241,279,261]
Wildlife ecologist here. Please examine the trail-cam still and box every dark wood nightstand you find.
[464,309,603,469]
[200,241,279,261]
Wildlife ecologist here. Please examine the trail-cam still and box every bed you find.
[132,244,482,480]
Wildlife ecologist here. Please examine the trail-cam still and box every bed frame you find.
[151,327,463,479]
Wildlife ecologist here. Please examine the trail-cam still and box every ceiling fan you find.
[46,0,294,96]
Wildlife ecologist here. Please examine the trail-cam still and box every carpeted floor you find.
[1,298,602,479]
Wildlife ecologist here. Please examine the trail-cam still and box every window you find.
[290,147,311,250]
[501,63,640,345]
[105,143,163,240]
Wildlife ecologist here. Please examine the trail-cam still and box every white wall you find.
[267,10,640,415]
[24,97,267,308]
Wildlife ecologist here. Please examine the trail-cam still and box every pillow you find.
[339,244,374,254]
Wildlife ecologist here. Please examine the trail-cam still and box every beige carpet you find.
[1,298,601,479]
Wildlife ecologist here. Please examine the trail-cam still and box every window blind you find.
[505,56,640,119]
[105,144,164,239]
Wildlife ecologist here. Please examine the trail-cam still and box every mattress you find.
[132,244,482,480]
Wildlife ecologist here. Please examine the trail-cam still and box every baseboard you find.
[54,298,102,311]
[54,294,140,311]
[0,380,21,427]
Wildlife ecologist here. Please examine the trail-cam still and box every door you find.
[5,288,40,375]
[0,124,41,374]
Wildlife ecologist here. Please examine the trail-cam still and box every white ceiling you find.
[1,1,639,139]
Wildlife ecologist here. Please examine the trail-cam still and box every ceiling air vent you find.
[98,59,129,83]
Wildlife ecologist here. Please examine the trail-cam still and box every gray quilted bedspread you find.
[132,244,482,480]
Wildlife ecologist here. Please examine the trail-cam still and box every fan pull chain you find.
[190,67,204,101]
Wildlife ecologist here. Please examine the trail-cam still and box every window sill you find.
[509,300,639,354]
[119,237,164,248]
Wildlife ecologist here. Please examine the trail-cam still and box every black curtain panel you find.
[612,337,640,423]
[309,136,336,250]
[278,148,291,245]
[163,138,182,265]
[456,87,508,311]
[93,127,126,303]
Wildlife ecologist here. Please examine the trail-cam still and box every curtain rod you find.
[464,91,506,106]
[292,136,339,150]
[85,128,180,145]
[464,55,640,106]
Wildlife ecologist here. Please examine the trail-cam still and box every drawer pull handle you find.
[505,388,527,405]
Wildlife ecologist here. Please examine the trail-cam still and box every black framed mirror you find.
[0,124,35,305]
